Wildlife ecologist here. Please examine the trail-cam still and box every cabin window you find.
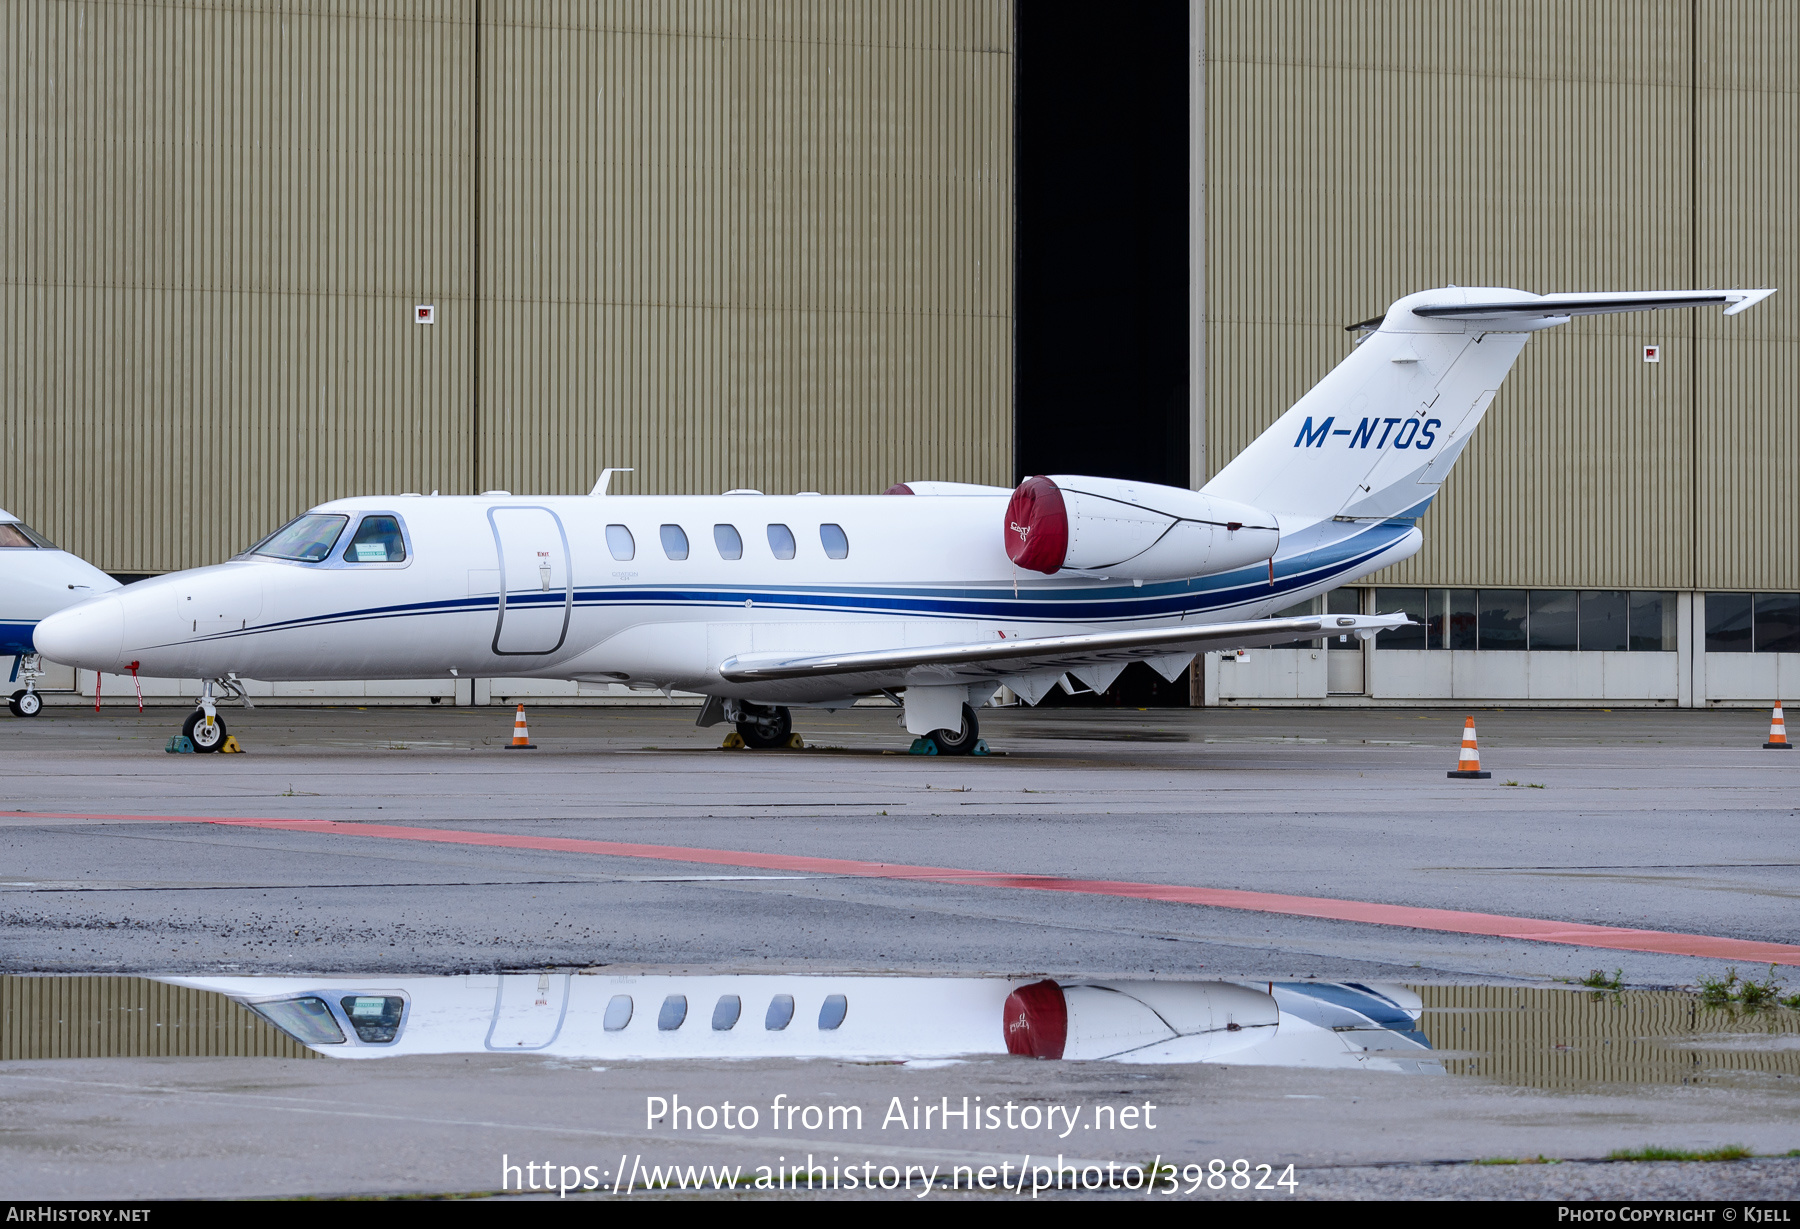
[660,525,689,560]
[339,995,404,1043]
[714,524,743,560]
[251,513,348,563]
[342,515,407,563]
[0,521,55,549]
[248,996,345,1045]
[658,994,688,1030]
[820,524,849,559]
[603,994,633,1031]
[817,994,848,1030]
[765,993,795,1030]
[712,995,742,1030]
[766,524,796,560]
[606,524,635,561]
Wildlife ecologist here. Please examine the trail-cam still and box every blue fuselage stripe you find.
[179,522,1415,646]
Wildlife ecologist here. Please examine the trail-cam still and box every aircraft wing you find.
[1412,287,1776,322]
[717,613,1411,702]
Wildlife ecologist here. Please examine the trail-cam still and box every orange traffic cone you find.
[1764,703,1792,750]
[504,703,537,750]
[1447,715,1491,779]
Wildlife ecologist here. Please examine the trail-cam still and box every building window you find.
[1755,593,1800,653]
[1478,590,1528,651]
[1378,589,1677,651]
[1579,590,1628,651]
[1374,588,1427,650]
[1708,593,1800,652]
[1629,591,1675,651]
[1527,591,1578,650]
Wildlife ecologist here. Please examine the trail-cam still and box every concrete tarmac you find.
[3,1053,1798,1200]
[4,703,1800,1200]
[2,704,1796,985]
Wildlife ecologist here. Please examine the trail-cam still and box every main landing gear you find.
[923,703,981,757]
[733,702,793,749]
[8,654,44,717]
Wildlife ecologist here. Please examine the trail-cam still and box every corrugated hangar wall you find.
[1,0,1014,575]
[1205,0,1798,591]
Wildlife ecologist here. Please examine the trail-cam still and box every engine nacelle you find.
[1003,475,1279,580]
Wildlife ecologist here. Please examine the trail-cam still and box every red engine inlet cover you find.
[1004,477,1068,574]
[1003,979,1068,1059]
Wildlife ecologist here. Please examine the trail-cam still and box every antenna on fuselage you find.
[590,467,635,496]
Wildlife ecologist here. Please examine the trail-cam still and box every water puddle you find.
[6,974,1798,1086]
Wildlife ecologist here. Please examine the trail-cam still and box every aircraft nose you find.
[34,595,126,672]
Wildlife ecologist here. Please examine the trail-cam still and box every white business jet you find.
[1,507,120,716]
[33,285,1774,752]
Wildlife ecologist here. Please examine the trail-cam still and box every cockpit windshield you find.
[0,521,57,549]
[341,515,407,563]
[251,513,349,562]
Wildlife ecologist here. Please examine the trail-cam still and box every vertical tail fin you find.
[1203,285,1774,528]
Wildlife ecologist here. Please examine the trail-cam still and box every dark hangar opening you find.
[1014,3,1195,708]
[1014,0,1190,491]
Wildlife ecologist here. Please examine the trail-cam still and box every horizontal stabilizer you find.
[1412,288,1775,323]
[717,614,1411,689]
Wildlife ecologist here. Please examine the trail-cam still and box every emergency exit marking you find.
[1643,344,1660,363]
[415,304,436,325]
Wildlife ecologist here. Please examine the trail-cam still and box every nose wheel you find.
[733,703,793,749]
[182,708,228,753]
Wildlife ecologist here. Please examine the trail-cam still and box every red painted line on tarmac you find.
[19,810,1800,966]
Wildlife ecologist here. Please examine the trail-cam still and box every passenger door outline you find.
[487,506,573,656]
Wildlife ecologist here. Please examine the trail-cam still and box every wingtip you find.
[1724,288,1778,316]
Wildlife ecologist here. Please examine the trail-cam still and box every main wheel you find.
[182,709,228,753]
[10,689,41,718]
[734,704,793,749]
[926,703,980,756]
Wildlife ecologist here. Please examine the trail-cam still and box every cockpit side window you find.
[251,513,349,563]
[342,515,408,563]
[339,995,405,1043]
[0,524,42,549]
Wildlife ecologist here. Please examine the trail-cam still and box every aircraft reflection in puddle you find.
[166,975,1442,1073]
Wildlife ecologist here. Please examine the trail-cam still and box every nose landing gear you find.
[8,653,45,717]
[182,707,228,752]
[177,676,250,753]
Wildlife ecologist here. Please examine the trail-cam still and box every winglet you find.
[1723,288,1777,316]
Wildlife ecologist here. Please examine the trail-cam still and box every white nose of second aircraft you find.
[33,594,126,672]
